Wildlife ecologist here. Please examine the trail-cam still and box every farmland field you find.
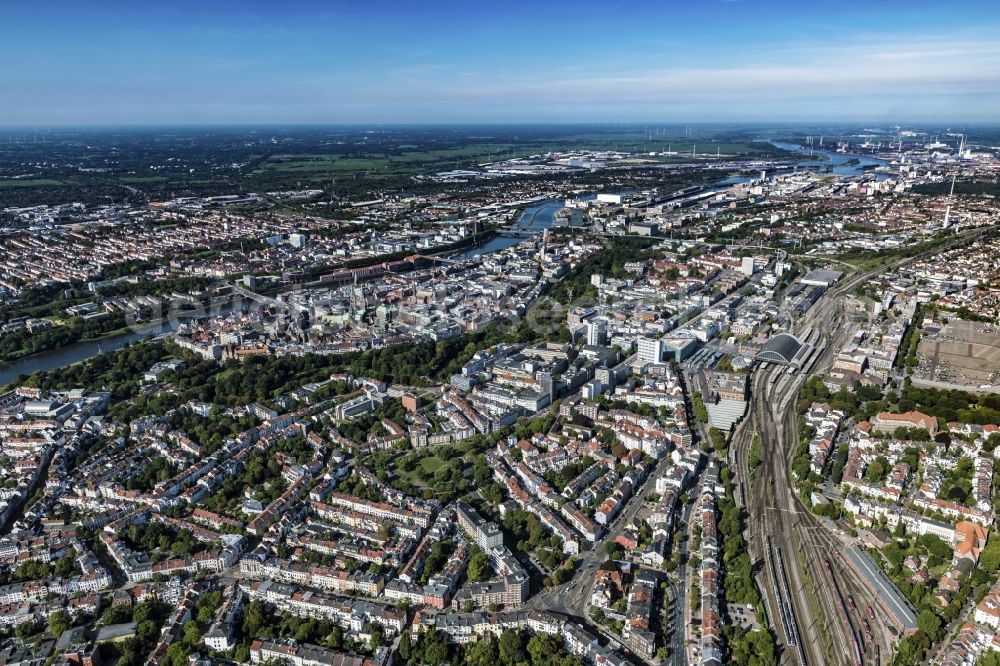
[0,178,64,188]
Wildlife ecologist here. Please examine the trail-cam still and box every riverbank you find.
[0,296,240,386]
[0,325,164,387]
[769,141,888,177]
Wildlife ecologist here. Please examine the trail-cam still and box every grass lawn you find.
[399,454,449,487]
[253,137,783,180]
[419,456,446,474]
[261,157,388,173]
[0,179,64,187]
[257,143,518,176]
[637,142,765,157]
[119,176,169,183]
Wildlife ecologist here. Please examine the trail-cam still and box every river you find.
[449,196,596,261]
[451,146,889,266]
[770,141,889,178]
[2,146,890,382]
[0,323,174,386]
[0,299,243,386]
[449,234,524,261]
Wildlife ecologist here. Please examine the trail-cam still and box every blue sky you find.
[2,0,1000,124]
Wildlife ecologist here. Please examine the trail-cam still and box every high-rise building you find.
[637,337,664,363]
[582,379,603,399]
[538,371,555,399]
[455,501,503,551]
[586,320,607,346]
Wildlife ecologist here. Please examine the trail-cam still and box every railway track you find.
[728,226,995,664]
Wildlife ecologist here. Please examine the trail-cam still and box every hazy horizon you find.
[3,0,1000,125]
[2,121,1000,130]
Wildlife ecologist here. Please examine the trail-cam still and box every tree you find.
[48,610,71,637]
[610,441,628,459]
[423,637,449,665]
[980,652,1000,666]
[980,532,1000,573]
[917,533,952,561]
[692,393,709,422]
[865,456,888,484]
[917,609,942,641]
[465,635,500,666]
[182,620,202,646]
[54,555,76,578]
[327,625,344,649]
[708,427,727,452]
[100,603,133,626]
[728,627,777,666]
[747,435,762,471]
[467,549,490,583]
[163,642,189,666]
[398,631,411,662]
[15,620,39,640]
[527,633,563,666]
[13,559,51,581]
[498,629,527,666]
[196,604,214,626]
[242,599,265,637]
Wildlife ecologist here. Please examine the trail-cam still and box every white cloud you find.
[379,33,1000,106]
